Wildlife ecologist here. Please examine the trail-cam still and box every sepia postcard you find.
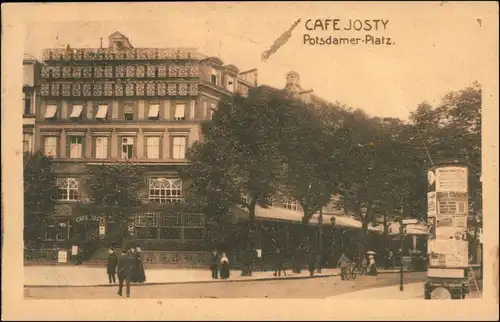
[2,2,499,321]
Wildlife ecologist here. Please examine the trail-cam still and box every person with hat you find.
[117,248,134,297]
[106,247,118,284]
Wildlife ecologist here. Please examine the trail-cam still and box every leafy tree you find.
[185,87,305,274]
[334,109,418,259]
[23,151,58,247]
[78,161,146,248]
[409,83,482,259]
[410,82,482,212]
[280,101,341,226]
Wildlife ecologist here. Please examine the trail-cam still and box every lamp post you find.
[399,222,405,291]
[318,203,323,273]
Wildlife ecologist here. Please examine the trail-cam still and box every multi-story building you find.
[35,31,257,253]
[23,54,41,154]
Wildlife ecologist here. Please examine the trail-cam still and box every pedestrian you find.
[134,246,146,283]
[117,248,134,298]
[388,249,394,269]
[273,247,287,276]
[220,253,230,279]
[307,252,316,277]
[210,249,219,279]
[360,255,368,275]
[106,247,118,284]
[256,245,264,271]
[368,254,378,276]
[337,252,350,280]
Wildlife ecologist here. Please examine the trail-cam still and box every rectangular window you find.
[44,224,55,240]
[69,136,83,158]
[146,136,160,159]
[44,104,58,119]
[183,214,205,240]
[284,198,299,211]
[70,104,83,119]
[134,212,204,241]
[172,137,186,159]
[148,178,183,204]
[57,178,79,201]
[96,104,108,119]
[124,104,134,120]
[226,75,235,92]
[23,133,32,154]
[95,137,108,159]
[174,104,185,120]
[159,213,182,240]
[121,137,134,159]
[44,136,57,157]
[23,92,32,115]
[135,213,158,239]
[148,104,160,119]
[56,222,67,240]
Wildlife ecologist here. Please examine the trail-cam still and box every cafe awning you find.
[230,205,383,232]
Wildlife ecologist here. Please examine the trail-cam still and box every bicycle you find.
[344,262,357,280]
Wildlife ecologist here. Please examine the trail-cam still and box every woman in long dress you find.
[220,253,230,279]
[134,247,146,283]
[368,255,378,276]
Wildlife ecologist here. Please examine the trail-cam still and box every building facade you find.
[34,32,257,252]
[23,54,41,154]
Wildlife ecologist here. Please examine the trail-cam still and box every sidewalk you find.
[24,265,407,287]
[24,266,337,287]
[326,282,483,300]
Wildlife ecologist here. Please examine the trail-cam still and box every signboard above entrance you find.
[75,215,106,223]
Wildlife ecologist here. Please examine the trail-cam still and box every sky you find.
[22,2,490,120]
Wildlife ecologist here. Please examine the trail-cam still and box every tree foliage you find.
[23,151,58,245]
[81,161,146,223]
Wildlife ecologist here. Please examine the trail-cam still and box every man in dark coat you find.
[117,248,134,297]
[210,249,219,279]
[107,248,118,284]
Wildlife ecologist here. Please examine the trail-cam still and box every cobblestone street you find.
[24,271,427,299]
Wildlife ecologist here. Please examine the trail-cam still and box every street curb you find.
[24,273,338,288]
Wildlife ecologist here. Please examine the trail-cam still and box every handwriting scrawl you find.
[261,18,302,62]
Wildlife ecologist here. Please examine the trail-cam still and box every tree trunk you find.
[358,220,369,268]
[241,197,258,276]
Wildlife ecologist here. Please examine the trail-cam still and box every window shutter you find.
[170,136,174,159]
[82,136,86,158]
[66,138,70,158]
[133,139,137,158]
[159,137,163,158]
[41,137,46,155]
[144,136,148,158]
[91,137,96,158]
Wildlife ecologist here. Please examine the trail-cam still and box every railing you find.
[24,248,58,262]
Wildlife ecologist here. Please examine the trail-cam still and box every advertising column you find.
[425,163,469,299]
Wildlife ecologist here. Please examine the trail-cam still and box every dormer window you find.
[210,67,217,85]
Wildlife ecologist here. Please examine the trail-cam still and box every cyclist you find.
[337,252,350,280]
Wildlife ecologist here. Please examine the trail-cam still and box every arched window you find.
[148,178,183,203]
[57,178,79,201]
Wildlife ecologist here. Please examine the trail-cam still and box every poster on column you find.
[435,166,468,193]
[428,239,468,268]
